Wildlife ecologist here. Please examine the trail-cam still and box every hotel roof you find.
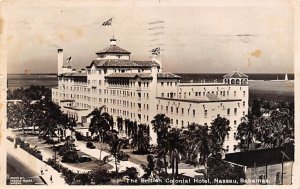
[223,71,248,79]
[105,72,181,79]
[59,73,87,77]
[105,73,152,79]
[157,72,181,79]
[87,59,160,68]
[96,45,131,54]
[225,146,294,167]
[156,97,241,103]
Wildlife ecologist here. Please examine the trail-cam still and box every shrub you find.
[62,150,79,163]
[117,151,129,161]
[75,132,84,141]
[78,155,92,163]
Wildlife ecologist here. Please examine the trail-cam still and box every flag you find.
[150,47,160,55]
[102,18,112,26]
[151,47,160,55]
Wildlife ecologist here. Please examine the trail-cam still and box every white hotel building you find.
[52,38,249,152]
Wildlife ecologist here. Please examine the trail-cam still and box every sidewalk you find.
[7,139,66,186]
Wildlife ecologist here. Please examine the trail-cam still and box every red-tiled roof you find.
[87,59,160,68]
[223,71,248,78]
[96,45,131,54]
[157,72,181,79]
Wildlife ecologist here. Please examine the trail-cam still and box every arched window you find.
[231,79,236,84]
[236,79,240,84]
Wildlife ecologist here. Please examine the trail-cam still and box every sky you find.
[1,0,294,74]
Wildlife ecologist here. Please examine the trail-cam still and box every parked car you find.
[86,142,96,149]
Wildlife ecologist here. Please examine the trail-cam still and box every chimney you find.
[57,49,63,75]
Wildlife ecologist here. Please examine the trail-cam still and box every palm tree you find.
[184,123,210,166]
[117,117,123,132]
[151,114,171,174]
[165,128,185,178]
[151,114,170,143]
[106,131,126,177]
[87,106,113,143]
[236,114,256,150]
[209,116,231,155]
[130,124,151,154]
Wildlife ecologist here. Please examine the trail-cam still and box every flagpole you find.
[112,17,115,39]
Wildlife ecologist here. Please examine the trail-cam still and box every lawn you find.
[12,131,113,172]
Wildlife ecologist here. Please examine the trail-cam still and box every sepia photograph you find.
[1,0,298,187]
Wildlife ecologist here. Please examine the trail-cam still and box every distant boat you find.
[271,73,290,82]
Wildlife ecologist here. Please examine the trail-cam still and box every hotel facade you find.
[52,38,249,152]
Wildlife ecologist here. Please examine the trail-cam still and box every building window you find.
[226,146,229,151]
[182,120,184,127]
[243,91,246,97]
[181,108,184,114]
[204,110,207,117]
[243,111,245,116]
[234,120,237,125]
[234,91,236,97]
[171,107,173,113]
[161,93,164,97]
[243,101,246,107]
[176,107,179,114]
[234,108,237,115]
[227,108,230,115]
[170,119,173,124]
[176,119,178,125]
[193,109,195,116]
[161,82,164,86]
[275,172,281,184]
[166,106,168,113]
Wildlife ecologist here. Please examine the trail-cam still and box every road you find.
[6,139,66,185]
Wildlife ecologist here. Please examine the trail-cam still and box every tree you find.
[207,156,245,184]
[151,114,172,175]
[130,124,151,154]
[209,116,231,155]
[165,128,186,178]
[106,131,127,176]
[251,99,262,117]
[184,123,210,166]
[87,106,113,143]
[236,114,256,150]
[151,114,170,143]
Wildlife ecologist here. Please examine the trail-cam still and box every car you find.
[86,142,96,149]
[79,155,92,163]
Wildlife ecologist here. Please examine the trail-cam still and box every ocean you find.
[7,73,294,101]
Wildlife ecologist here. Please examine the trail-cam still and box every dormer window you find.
[117,54,122,59]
